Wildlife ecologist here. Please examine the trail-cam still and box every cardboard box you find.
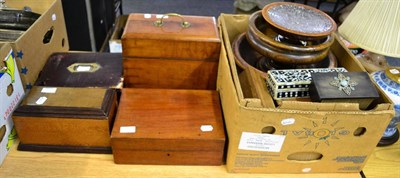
[2,0,69,90]
[0,44,25,166]
[217,14,394,174]
[109,15,128,53]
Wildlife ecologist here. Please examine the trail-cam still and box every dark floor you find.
[121,0,347,17]
[121,0,235,18]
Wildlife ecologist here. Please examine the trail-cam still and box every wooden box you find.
[309,72,380,110]
[12,86,117,153]
[111,88,226,165]
[35,52,123,88]
[266,68,347,100]
[122,13,220,89]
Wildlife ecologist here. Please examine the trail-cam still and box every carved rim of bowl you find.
[261,2,337,38]
[249,11,335,53]
[246,27,330,64]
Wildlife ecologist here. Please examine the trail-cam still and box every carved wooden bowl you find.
[233,32,337,76]
[247,10,335,64]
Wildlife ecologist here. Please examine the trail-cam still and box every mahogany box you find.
[121,13,220,89]
[111,88,226,165]
[12,86,117,153]
[35,52,123,89]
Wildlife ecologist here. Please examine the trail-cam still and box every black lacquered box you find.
[309,72,380,109]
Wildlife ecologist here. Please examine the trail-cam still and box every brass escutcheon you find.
[67,63,101,73]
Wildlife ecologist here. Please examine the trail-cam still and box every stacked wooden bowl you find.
[233,2,338,74]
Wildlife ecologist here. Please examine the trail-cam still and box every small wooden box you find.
[266,68,347,100]
[309,72,380,109]
[122,13,220,60]
[12,86,117,153]
[35,52,123,88]
[122,13,220,89]
[111,88,226,165]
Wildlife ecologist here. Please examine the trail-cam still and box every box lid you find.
[309,72,380,101]
[13,86,115,119]
[35,52,123,88]
[111,88,225,151]
[122,13,220,60]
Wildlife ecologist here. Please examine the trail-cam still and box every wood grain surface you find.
[122,13,220,60]
[12,87,117,148]
[111,88,225,165]
[0,139,369,178]
[123,57,218,89]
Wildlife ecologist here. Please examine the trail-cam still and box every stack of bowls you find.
[233,2,338,74]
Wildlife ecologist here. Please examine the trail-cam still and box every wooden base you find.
[0,140,372,178]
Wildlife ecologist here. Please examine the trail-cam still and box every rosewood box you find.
[35,52,123,89]
[309,72,380,109]
[12,86,117,153]
[122,13,220,89]
[266,68,347,100]
[111,88,226,165]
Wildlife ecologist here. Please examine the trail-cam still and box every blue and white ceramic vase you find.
[372,68,400,146]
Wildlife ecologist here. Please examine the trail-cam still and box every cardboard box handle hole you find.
[43,26,54,44]
[261,126,276,134]
[287,152,323,161]
[0,125,6,143]
[353,127,367,136]
[7,83,14,96]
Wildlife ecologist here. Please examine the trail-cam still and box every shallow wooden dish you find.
[261,2,336,40]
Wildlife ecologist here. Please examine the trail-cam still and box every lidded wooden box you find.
[309,72,380,110]
[121,13,221,89]
[12,86,117,153]
[266,68,347,100]
[111,88,226,165]
[35,52,123,89]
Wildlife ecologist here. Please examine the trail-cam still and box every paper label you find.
[156,14,167,19]
[52,14,57,21]
[120,126,136,133]
[238,132,285,152]
[76,65,91,72]
[109,41,122,53]
[200,125,213,132]
[144,14,151,19]
[390,69,400,74]
[41,87,57,94]
[35,97,47,105]
[281,118,295,126]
